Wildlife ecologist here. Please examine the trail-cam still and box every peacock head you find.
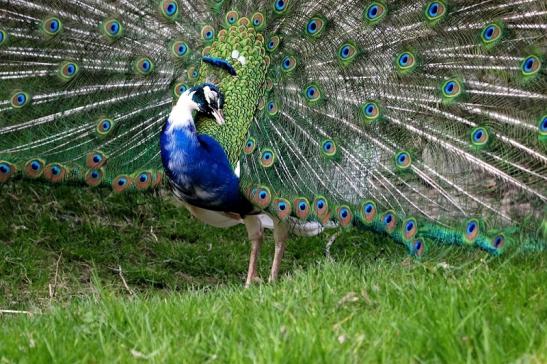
[178,83,225,125]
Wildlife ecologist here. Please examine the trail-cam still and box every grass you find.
[0,181,546,363]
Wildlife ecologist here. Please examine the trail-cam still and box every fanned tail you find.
[0,0,215,190]
[1,0,545,255]
[239,0,546,255]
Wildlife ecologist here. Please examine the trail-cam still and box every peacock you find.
[0,0,545,287]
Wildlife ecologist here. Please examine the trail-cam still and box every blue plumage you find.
[160,86,253,215]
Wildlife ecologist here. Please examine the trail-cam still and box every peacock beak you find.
[211,108,225,125]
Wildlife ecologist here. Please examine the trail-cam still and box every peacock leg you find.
[269,219,289,283]
[243,215,263,288]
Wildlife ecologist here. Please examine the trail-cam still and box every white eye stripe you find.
[203,86,212,104]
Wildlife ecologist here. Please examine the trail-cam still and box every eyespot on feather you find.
[305,16,326,38]
[112,175,132,193]
[363,2,387,25]
[85,169,104,187]
[424,1,447,25]
[24,159,45,179]
[0,161,16,183]
[160,0,179,20]
[403,217,418,240]
[411,239,426,257]
[253,186,272,208]
[293,197,310,220]
[44,163,67,183]
[273,198,291,220]
[273,0,290,15]
[100,18,124,40]
[201,25,215,42]
[464,218,480,242]
[10,91,30,109]
[86,151,107,169]
[313,196,329,217]
[259,148,275,168]
[336,206,353,227]
[58,61,79,81]
[360,200,377,224]
[382,210,397,233]
[244,137,257,154]
[225,10,239,26]
[135,171,153,190]
[134,56,155,75]
[395,151,412,170]
[96,118,115,136]
[41,16,63,36]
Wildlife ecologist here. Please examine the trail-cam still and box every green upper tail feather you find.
[0,0,546,256]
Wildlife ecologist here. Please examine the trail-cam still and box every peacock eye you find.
[42,16,63,36]
[273,198,292,219]
[244,137,257,154]
[201,25,215,41]
[173,82,188,98]
[160,0,179,19]
[281,55,297,72]
[412,239,426,256]
[305,17,326,38]
[171,41,188,57]
[321,139,336,157]
[267,100,279,116]
[471,127,490,147]
[86,151,107,169]
[540,116,547,134]
[260,149,276,167]
[59,61,79,81]
[0,30,7,45]
[334,206,352,226]
[338,43,357,63]
[303,83,323,105]
[0,163,11,174]
[424,1,447,24]
[402,218,418,240]
[463,218,481,242]
[251,12,265,29]
[134,57,154,75]
[274,0,288,13]
[492,235,505,250]
[521,55,541,76]
[396,51,416,73]
[101,18,124,40]
[252,186,272,208]
[266,35,280,52]
[441,79,462,99]
[364,2,387,24]
[395,151,412,170]
[10,91,30,108]
[226,11,239,25]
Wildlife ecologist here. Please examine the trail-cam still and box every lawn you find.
[1,181,546,363]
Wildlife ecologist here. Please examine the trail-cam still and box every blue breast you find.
[160,123,254,215]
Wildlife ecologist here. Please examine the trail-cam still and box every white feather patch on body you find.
[234,161,240,178]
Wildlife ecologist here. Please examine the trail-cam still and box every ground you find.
[0,181,545,363]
